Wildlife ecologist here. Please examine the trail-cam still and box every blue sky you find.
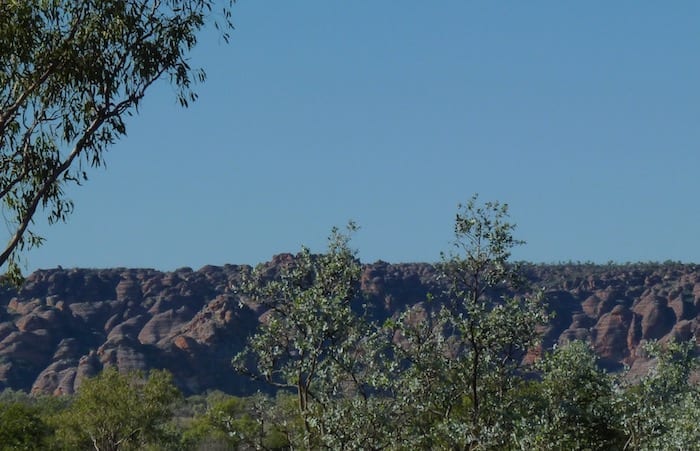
[21,1,700,272]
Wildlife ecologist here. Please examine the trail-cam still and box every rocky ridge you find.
[1,260,698,395]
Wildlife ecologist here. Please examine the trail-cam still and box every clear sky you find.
[20,1,700,272]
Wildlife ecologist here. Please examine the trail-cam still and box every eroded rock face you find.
[1,261,699,395]
[0,264,257,394]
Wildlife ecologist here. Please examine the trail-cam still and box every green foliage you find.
[0,341,696,451]
[618,339,700,450]
[512,339,700,451]
[387,195,549,449]
[181,392,290,450]
[228,197,700,450]
[442,194,526,296]
[51,367,181,451]
[0,401,52,450]
[0,387,33,405]
[514,341,624,450]
[233,223,397,448]
[658,391,700,450]
[0,0,235,281]
[232,197,553,449]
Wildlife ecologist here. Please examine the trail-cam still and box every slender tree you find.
[390,195,548,449]
[233,223,392,448]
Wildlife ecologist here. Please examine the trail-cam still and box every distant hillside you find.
[1,258,698,395]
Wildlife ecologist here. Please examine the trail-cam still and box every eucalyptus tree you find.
[0,0,234,282]
[232,223,395,449]
[389,195,548,449]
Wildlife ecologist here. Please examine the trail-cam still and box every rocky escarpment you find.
[0,260,699,395]
[524,264,699,372]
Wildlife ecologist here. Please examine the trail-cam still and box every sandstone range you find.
[1,258,699,396]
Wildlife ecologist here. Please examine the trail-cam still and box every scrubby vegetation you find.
[2,197,698,450]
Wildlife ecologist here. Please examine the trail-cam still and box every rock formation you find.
[0,261,698,395]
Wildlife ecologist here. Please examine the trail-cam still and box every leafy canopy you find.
[52,367,181,451]
[0,0,234,283]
